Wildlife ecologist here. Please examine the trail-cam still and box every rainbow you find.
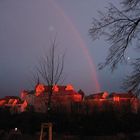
[49,0,100,92]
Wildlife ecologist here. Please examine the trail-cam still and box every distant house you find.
[109,91,136,102]
[0,98,7,106]
[109,91,139,113]
[83,91,140,113]
[4,96,21,106]
[84,92,109,113]
[0,96,28,113]
[85,91,109,101]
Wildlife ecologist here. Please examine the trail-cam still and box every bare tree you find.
[36,38,65,112]
[122,58,140,96]
[29,71,40,89]
[89,0,140,94]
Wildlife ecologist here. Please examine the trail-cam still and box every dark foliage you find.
[89,0,140,94]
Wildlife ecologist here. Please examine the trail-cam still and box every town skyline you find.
[0,83,138,114]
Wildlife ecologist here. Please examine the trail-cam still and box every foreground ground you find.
[1,130,140,140]
[1,109,140,139]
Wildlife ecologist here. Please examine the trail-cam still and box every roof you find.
[85,92,109,100]
[0,98,6,101]
[5,96,21,99]
[35,84,75,93]
[109,92,136,98]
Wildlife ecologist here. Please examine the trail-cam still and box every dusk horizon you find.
[1,0,138,97]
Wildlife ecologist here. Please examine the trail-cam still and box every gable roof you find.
[5,96,21,100]
[86,92,109,100]
[109,92,136,98]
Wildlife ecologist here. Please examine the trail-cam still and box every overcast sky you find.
[0,0,138,97]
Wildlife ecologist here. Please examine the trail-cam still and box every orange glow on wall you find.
[35,92,41,97]
[23,100,28,108]
[35,84,46,96]
[99,99,105,101]
[0,100,6,106]
[8,99,15,104]
[53,85,59,92]
[113,96,120,102]
[21,100,28,112]
[36,84,45,93]
[65,84,74,91]
[12,99,18,106]
[21,91,28,99]
[23,100,28,107]
[73,94,82,102]
[102,92,108,99]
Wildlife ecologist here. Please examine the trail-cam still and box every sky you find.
[0,0,137,97]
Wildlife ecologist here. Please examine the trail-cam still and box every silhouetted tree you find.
[122,59,140,95]
[36,38,65,113]
[78,89,85,100]
[89,0,140,94]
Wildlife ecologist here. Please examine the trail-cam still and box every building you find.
[109,91,139,113]
[83,91,140,113]
[19,84,83,113]
[33,84,82,112]
[84,92,110,113]
[0,96,27,113]
[0,86,139,114]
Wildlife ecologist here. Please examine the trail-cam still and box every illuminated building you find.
[0,96,27,113]
[33,84,82,112]
[0,86,139,114]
